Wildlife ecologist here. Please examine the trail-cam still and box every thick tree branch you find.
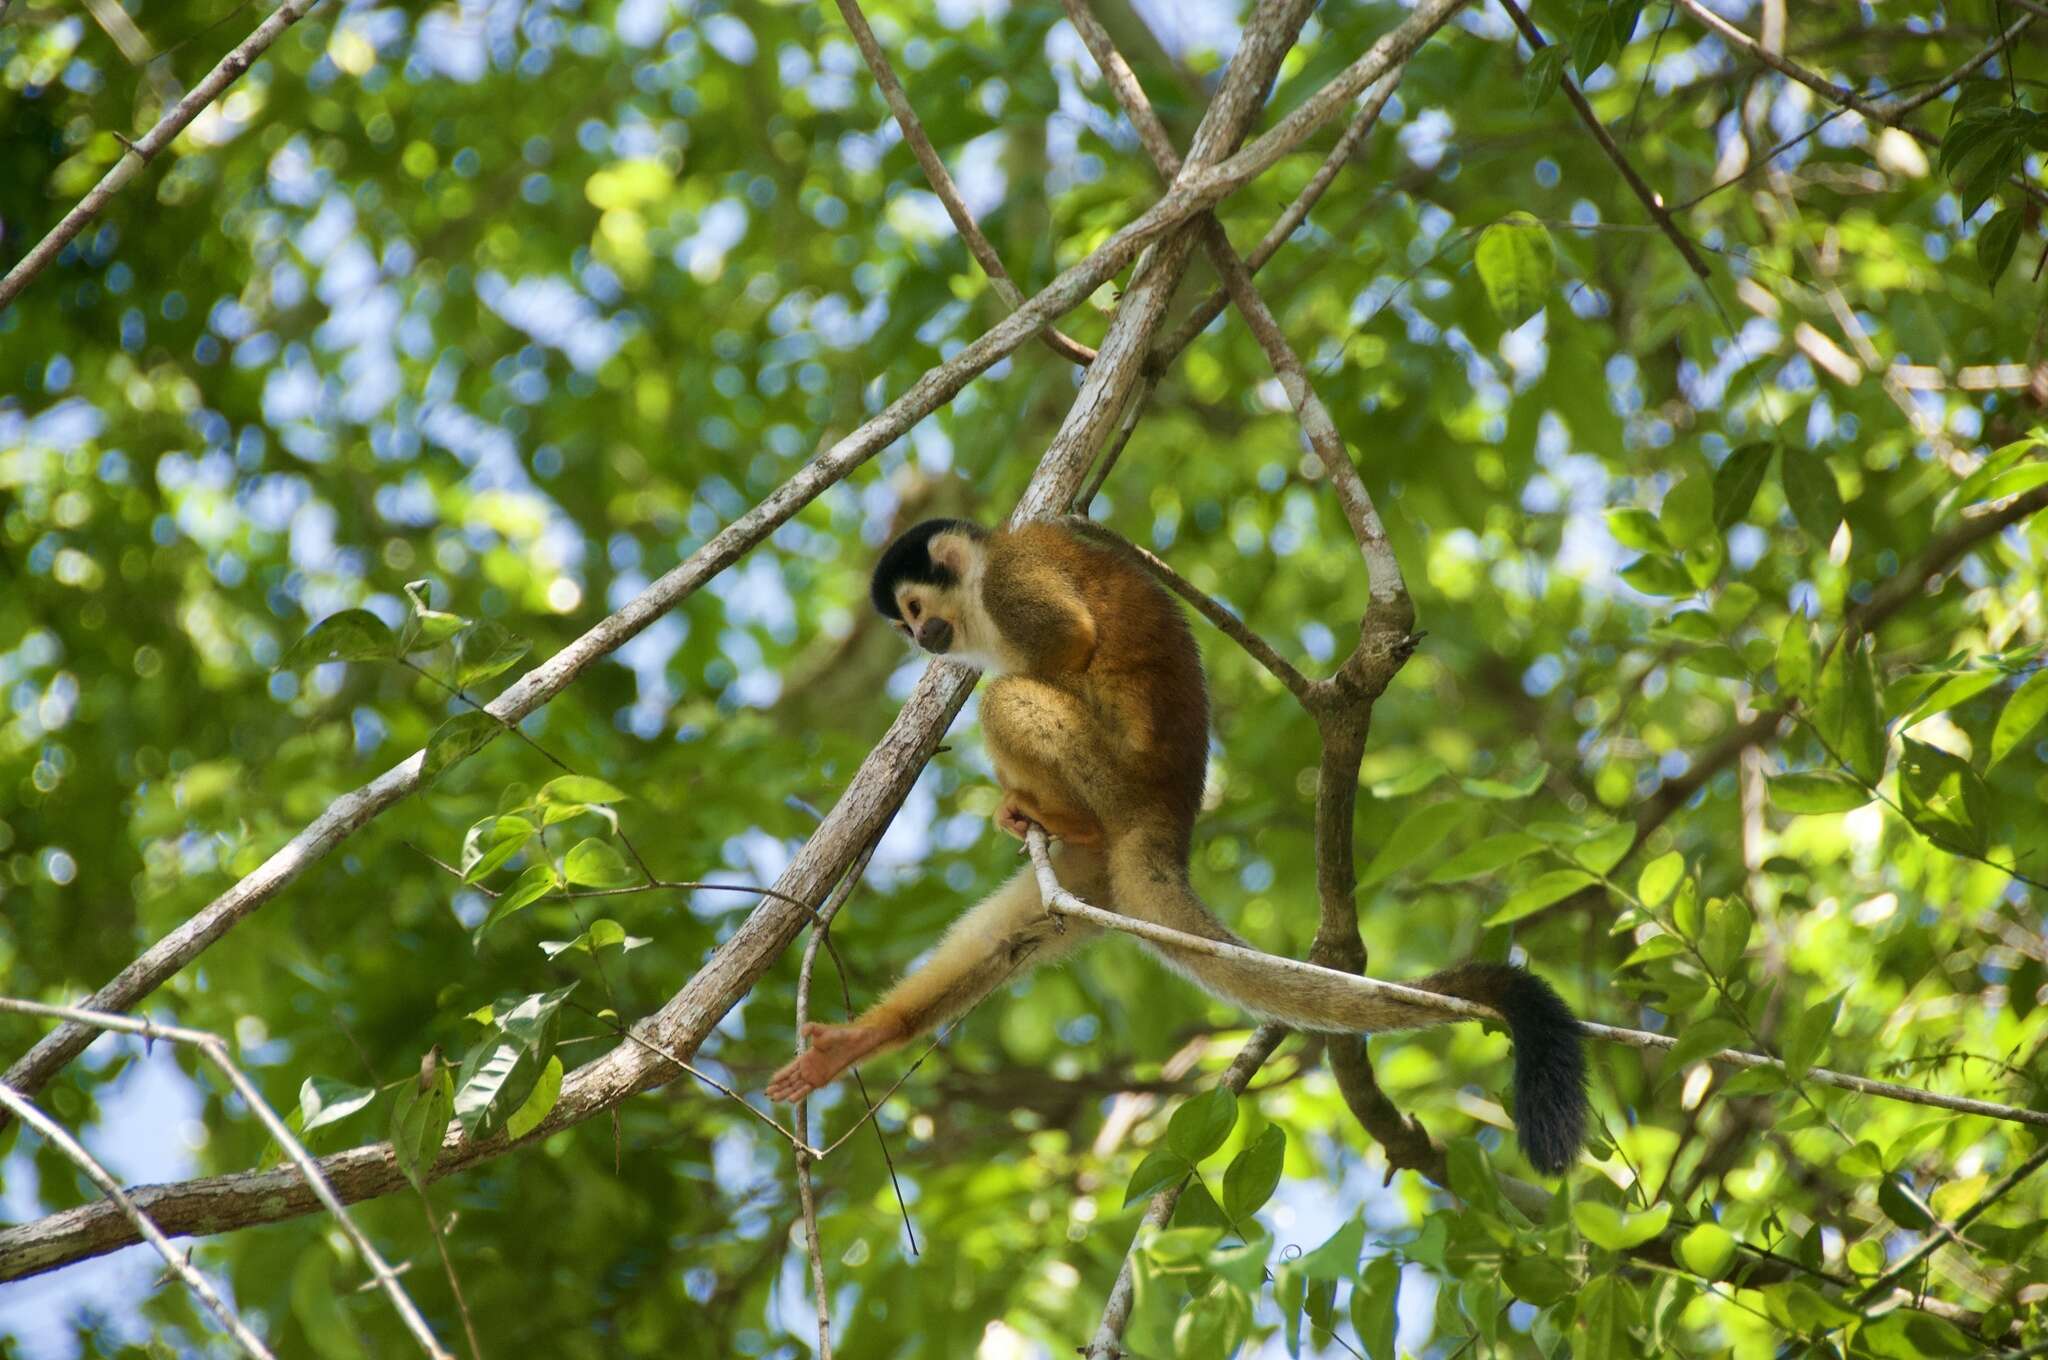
[0,0,327,312]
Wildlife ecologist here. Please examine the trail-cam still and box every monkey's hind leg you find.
[765,843,1110,1103]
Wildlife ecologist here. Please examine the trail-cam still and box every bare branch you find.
[0,999,453,1357]
[0,0,327,313]
[0,1082,276,1359]
[1885,9,2035,115]
[834,0,1097,367]
[1120,537,1315,701]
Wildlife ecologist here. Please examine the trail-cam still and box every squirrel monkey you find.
[766,516,1588,1174]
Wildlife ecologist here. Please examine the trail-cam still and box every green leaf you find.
[1166,1088,1238,1163]
[1368,755,1448,798]
[1767,770,1871,814]
[1570,7,1614,80]
[1618,554,1695,597]
[1574,1200,1671,1252]
[1484,868,1598,926]
[1359,800,1473,887]
[1500,1254,1575,1306]
[539,775,629,804]
[1861,1311,1981,1359]
[1459,763,1549,800]
[1147,1225,1223,1265]
[1572,823,1635,875]
[279,609,399,669]
[1445,1139,1501,1217]
[1300,1215,1365,1280]
[1675,1222,1737,1279]
[1980,206,2024,287]
[1712,443,1774,530]
[1782,993,1840,1078]
[1474,211,1556,327]
[1350,1256,1400,1360]
[1898,737,1992,856]
[1701,897,1752,976]
[1879,1175,1933,1229]
[505,1053,563,1140]
[1776,618,1815,701]
[1606,507,1671,553]
[400,580,467,650]
[1221,1125,1284,1222]
[475,864,560,940]
[1206,1229,1273,1293]
[1975,460,2048,504]
[1992,669,2048,764]
[421,711,504,787]
[1903,668,2004,726]
[1781,452,1843,543]
[1426,832,1545,884]
[1525,43,1566,110]
[1636,851,1685,907]
[389,1067,455,1191]
[453,620,533,687]
[1659,470,1714,549]
[1649,610,1719,644]
[1125,1148,1187,1207]
[461,814,535,883]
[1814,637,1885,784]
[1172,1286,1242,1360]
[298,1077,375,1134]
[1667,1018,1745,1070]
[563,837,637,888]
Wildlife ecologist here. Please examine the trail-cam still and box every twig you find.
[1020,832,2048,1130]
[833,0,1096,367]
[0,1082,276,1359]
[1884,9,2035,115]
[0,0,328,312]
[0,999,453,1358]
[1120,538,1315,701]
[1849,1143,2048,1311]
[1496,0,1713,283]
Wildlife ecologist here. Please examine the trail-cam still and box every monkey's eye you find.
[904,598,922,620]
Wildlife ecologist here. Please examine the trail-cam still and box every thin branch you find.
[833,0,1097,367]
[0,0,327,312]
[1120,538,1315,701]
[0,999,453,1358]
[0,1082,276,1360]
[1849,1142,2048,1309]
[1884,10,2035,115]
[1021,831,2048,1131]
[1496,0,1713,283]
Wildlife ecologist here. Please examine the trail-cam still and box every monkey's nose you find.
[916,618,954,654]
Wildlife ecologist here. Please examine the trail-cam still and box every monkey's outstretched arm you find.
[765,844,1109,1103]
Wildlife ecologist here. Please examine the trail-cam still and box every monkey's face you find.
[870,518,989,662]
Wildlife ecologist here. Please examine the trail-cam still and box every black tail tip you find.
[1495,966,1588,1176]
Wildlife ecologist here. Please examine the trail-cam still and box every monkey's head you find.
[870,518,990,660]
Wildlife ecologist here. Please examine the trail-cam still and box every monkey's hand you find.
[765,1021,893,1103]
[996,799,1043,843]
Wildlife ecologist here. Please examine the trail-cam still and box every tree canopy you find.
[3,0,2048,1357]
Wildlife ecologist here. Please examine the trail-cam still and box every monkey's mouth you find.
[915,618,954,654]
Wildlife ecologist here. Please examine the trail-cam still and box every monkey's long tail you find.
[1104,822,1587,1176]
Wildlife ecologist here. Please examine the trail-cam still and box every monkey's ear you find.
[927,532,974,577]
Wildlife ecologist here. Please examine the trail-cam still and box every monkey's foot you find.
[997,800,1045,843]
[765,1021,891,1103]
